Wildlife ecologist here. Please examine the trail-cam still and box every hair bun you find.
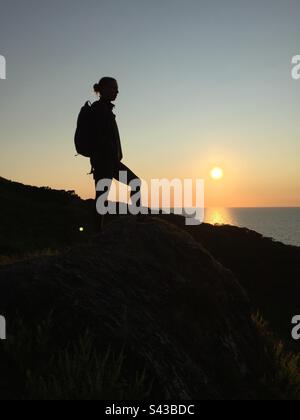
[93,83,100,92]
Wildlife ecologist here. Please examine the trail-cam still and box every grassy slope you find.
[1,177,300,399]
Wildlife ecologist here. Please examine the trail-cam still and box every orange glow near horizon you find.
[3,147,299,208]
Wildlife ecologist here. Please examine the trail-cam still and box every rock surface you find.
[0,216,270,399]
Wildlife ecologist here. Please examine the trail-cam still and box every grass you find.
[0,316,154,400]
[253,312,300,400]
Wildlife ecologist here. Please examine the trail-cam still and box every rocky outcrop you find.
[0,216,271,399]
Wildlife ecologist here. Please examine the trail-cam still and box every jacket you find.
[90,98,123,172]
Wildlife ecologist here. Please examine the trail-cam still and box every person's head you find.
[93,77,119,101]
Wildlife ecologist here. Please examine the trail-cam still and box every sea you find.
[204,208,300,247]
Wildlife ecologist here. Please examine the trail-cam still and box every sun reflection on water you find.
[205,208,233,226]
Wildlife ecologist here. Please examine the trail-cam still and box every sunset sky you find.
[0,0,300,207]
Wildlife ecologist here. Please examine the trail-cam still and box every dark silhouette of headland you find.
[0,177,300,400]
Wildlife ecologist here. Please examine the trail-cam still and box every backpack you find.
[74,101,95,157]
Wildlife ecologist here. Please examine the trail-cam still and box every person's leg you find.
[94,170,113,233]
[114,162,142,209]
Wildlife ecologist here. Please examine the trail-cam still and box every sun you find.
[210,167,224,180]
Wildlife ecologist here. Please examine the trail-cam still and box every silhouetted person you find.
[91,77,141,231]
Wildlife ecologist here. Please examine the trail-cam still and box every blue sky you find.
[0,0,300,206]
